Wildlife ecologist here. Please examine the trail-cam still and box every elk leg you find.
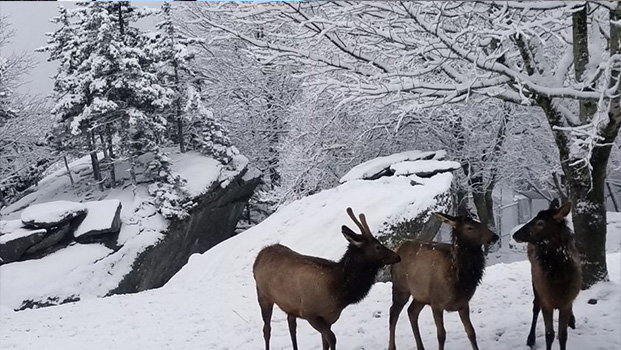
[568,307,576,330]
[407,299,427,350]
[308,317,336,350]
[257,292,274,350]
[541,307,555,350]
[287,314,298,350]
[527,289,541,347]
[558,307,571,350]
[458,305,479,350]
[388,289,410,350]
[431,306,446,350]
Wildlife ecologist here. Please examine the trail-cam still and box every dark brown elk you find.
[512,201,581,350]
[388,213,498,350]
[253,207,401,350]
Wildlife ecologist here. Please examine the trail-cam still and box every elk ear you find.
[553,202,572,222]
[434,213,459,228]
[342,225,364,247]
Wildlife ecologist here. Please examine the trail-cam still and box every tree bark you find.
[0,187,6,208]
[63,155,75,188]
[106,126,116,186]
[86,130,103,192]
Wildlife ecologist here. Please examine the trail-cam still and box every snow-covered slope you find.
[1,171,620,349]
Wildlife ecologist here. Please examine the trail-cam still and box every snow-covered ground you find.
[1,178,620,349]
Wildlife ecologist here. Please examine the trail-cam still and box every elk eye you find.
[467,227,473,231]
[374,244,381,252]
[536,221,545,227]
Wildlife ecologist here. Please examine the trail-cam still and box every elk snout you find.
[512,226,529,243]
[389,252,401,265]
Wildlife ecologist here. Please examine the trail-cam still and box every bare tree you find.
[200,1,619,287]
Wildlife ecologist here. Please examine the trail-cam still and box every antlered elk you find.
[388,213,498,350]
[253,207,401,350]
[512,201,581,350]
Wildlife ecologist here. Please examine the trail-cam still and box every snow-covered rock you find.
[0,221,47,264]
[20,201,87,229]
[74,200,122,238]
[391,159,461,177]
[24,224,71,255]
[339,150,447,183]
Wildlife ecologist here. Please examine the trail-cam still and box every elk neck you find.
[451,232,486,296]
[532,225,577,278]
[336,244,381,307]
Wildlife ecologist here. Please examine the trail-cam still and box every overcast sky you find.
[1,2,164,97]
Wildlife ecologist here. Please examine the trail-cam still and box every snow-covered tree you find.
[180,6,301,189]
[41,2,174,190]
[0,16,52,207]
[147,2,202,153]
[207,1,620,288]
[184,85,238,164]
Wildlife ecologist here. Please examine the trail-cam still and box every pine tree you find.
[147,2,202,153]
[42,2,175,190]
[186,86,238,165]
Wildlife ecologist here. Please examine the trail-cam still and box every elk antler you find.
[347,207,371,237]
[359,213,372,237]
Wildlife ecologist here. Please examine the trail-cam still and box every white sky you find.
[0,2,164,97]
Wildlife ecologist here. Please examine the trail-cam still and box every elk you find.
[253,207,401,350]
[512,201,581,350]
[388,213,498,350]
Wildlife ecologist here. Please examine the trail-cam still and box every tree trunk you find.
[105,127,116,186]
[174,64,185,154]
[567,164,609,288]
[63,155,75,187]
[177,116,185,153]
[0,187,6,208]
[86,130,103,192]
[455,187,469,216]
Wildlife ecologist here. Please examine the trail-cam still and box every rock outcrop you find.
[20,201,87,229]
[0,221,47,264]
[0,200,121,264]
[0,150,262,311]
[111,168,261,294]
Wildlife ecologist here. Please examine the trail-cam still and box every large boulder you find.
[73,200,122,239]
[111,167,262,294]
[21,201,87,229]
[24,222,73,255]
[0,221,47,264]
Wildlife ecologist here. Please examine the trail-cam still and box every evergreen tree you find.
[147,2,202,153]
[42,2,174,189]
[185,85,238,165]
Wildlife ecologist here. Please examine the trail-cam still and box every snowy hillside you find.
[0,149,249,310]
[1,171,620,349]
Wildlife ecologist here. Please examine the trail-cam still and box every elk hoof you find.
[526,334,536,347]
[569,314,576,329]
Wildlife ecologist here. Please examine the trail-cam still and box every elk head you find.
[341,207,401,266]
[435,213,499,245]
[512,201,572,244]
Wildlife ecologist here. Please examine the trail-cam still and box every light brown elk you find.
[388,213,498,350]
[253,207,401,350]
[512,201,581,350]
